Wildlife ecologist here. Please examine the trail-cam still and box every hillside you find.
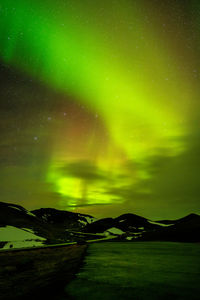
[0,201,200,249]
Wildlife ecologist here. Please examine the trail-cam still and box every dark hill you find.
[155,213,200,225]
[141,213,200,242]
[84,218,116,233]
[0,201,199,244]
[32,208,94,230]
[0,202,54,241]
[0,202,95,244]
[84,213,161,233]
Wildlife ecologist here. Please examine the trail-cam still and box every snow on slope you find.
[0,226,46,249]
[148,220,174,227]
[85,216,96,223]
[104,227,125,236]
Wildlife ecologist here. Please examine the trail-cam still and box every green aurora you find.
[0,0,199,219]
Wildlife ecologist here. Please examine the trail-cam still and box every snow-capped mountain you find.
[84,213,161,234]
[84,212,200,242]
[0,202,95,248]
[0,201,200,249]
[31,207,95,230]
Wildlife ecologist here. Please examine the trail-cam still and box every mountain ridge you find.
[0,201,199,249]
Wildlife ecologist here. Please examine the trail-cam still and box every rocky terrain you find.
[0,243,87,300]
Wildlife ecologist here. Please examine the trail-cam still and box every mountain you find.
[31,208,94,230]
[0,201,199,249]
[0,201,54,240]
[156,213,200,225]
[84,212,200,242]
[84,218,116,233]
[84,213,161,234]
[0,202,96,248]
[144,213,200,242]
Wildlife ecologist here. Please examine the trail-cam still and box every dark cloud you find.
[97,135,200,218]
[105,183,152,202]
[150,135,200,203]
[60,160,107,181]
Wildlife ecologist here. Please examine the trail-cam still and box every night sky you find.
[0,0,200,219]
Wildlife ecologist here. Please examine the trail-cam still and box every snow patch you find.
[85,216,96,224]
[8,206,22,212]
[78,216,96,225]
[8,205,36,217]
[26,211,36,217]
[79,220,87,225]
[0,226,45,242]
[148,221,174,227]
[21,228,34,234]
[3,240,45,250]
[107,227,124,235]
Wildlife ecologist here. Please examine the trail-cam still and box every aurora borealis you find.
[0,0,199,219]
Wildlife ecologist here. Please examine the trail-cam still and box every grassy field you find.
[65,242,200,300]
